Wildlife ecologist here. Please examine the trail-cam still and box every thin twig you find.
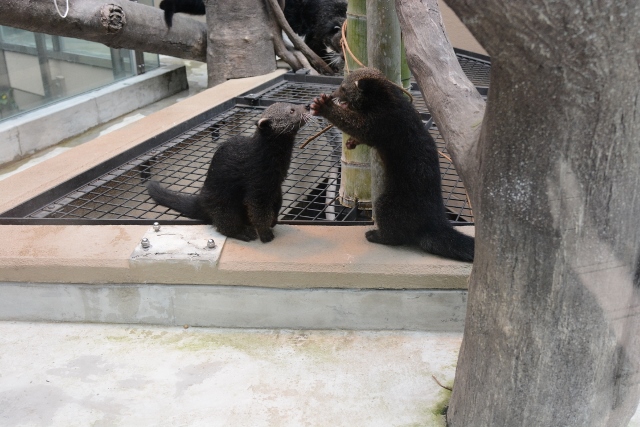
[299,124,334,149]
[432,375,453,391]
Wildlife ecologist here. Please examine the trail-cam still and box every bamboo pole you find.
[339,0,371,209]
[366,0,402,215]
[401,37,411,90]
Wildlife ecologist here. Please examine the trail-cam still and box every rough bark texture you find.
[0,0,207,62]
[397,0,640,426]
[205,0,276,86]
[395,0,484,192]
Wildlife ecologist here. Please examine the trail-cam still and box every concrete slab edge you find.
[0,282,467,332]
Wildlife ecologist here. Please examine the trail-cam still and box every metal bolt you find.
[207,239,216,249]
[153,222,160,232]
[141,238,150,249]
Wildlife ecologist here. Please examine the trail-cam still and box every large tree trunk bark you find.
[397,0,640,425]
[204,0,276,86]
[0,0,207,62]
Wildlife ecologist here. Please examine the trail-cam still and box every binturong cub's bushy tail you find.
[146,181,207,221]
[419,226,475,262]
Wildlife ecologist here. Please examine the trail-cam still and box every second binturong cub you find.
[147,103,310,243]
[310,67,474,262]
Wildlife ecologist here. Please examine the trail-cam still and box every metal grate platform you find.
[0,51,488,226]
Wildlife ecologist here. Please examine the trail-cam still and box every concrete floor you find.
[0,322,459,427]
[1,322,638,427]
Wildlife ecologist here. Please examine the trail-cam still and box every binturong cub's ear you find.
[354,77,376,92]
[257,118,271,130]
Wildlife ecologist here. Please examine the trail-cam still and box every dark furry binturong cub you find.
[310,68,475,262]
[158,0,205,28]
[158,0,346,71]
[284,0,347,71]
[147,103,311,243]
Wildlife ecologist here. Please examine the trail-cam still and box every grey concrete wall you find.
[0,282,467,331]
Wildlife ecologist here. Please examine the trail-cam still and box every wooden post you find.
[204,0,276,87]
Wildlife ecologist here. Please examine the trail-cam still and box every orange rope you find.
[341,20,365,71]
[340,20,413,103]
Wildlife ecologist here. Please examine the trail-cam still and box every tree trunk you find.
[0,0,207,62]
[204,0,276,86]
[396,0,640,426]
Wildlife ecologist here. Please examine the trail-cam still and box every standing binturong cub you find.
[310,67,474,262]
[147,103,310,243]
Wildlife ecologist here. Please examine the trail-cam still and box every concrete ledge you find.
[0,224,472,289]
[0,282,466,331]
[0,64,189,166]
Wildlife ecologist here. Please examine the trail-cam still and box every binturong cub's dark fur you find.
[310,67,475,262]
[147,103,310,243]
[284,0,347,71]
[158,0,205,28]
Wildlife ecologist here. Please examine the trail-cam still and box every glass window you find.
[0,23,160,121]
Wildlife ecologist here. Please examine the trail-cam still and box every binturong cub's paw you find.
[259,229,275,243]
[345,137,361,150]
[310,94,334,116]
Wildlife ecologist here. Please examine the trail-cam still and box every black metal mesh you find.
[25,106,471,225]
[11,51,490,225]
[260,81,339,104]
[433,124,473,223]
[457,55,491,87]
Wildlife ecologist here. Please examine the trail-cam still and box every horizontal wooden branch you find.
[0,0,207,62]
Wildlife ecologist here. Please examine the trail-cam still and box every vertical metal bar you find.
[128,0,146,75]
[34,33,52,98]
[133,50,145,75]
[51,35,62,52]
[0,48,10,88]
[110,48,126,79]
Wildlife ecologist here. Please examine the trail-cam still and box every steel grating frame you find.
[0,51,488,226]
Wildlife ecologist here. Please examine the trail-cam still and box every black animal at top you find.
[283,0,346,71]
[158,0,346,71]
